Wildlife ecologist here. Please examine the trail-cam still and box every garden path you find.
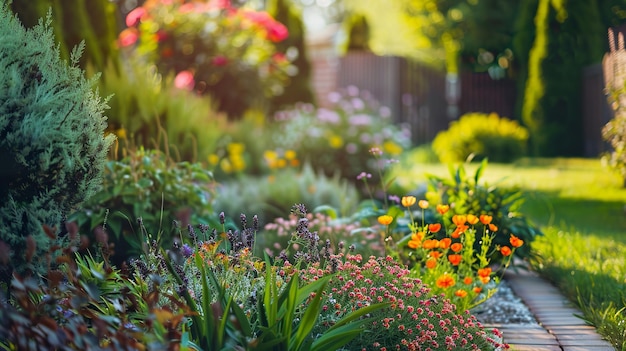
[484,267,615,351]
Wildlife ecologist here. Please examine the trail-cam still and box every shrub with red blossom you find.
[119,0,293,117]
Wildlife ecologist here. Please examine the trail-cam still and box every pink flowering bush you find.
[269,86,412,183]
[119,0,293,117]
[297,253,508,350]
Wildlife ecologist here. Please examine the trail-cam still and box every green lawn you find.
[390,157,626,349]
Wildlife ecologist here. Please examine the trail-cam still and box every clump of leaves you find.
[69,147,216,266]
[0,222,189,350]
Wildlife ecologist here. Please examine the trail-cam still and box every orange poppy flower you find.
[422,239,438,249]
[467,214,479,225]
[430,251,442,259]
[510,234,524,248]
[412,232,425,241]
[463,277,473,285]
[454,289,468,298]
[378,215,393,226]
[479,275,490,284]
[439,238,452,249]
[407,240,421,249]
[477,267,492,278]
[488,223,498,232]
[428,223,442,233]
[451,224,468,238]
[418,200,429,209]
[448,254,462,266]
[473,286,482,294]
[452,215,467,226]
[500,246,512,256]
[436,273,455,288]
[401,196,416,207]
[450,242,463,253]
[479,214,493,225]
[436,204,450,215]
[425,257,437,269]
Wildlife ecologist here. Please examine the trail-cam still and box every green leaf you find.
[475,158,488,184]
[312,205,338,219]
[292,279,327,350]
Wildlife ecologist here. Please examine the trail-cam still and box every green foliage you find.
[94,60,229,163]
[425,160,541,261]
[0,5,114,276]
[270,86,411,183]
[10,0,120,71]
[432,112,529,163]
[214,163,361,225]
[120,0,293,117]
[69,148,216,265]
[520,0,605,156]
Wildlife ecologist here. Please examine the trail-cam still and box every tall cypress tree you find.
[521,0,606,156]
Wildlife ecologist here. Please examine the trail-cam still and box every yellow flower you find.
[220,158,232,173]
[377,215,393,226]
[116,128,127,139]
[208,154,220,166]
[401,196,417,207]
[263,150,278,161]
[284,149,297,160]
[418,200,429,209]
[328,135,344,149]
[276,158,287,168]
[227,142,245,154]
[383,140,403,155]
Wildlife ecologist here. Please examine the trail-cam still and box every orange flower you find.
[430,251,442,259]
[452,215,467,226]
[477,267,492,278]
[418,200,429,209]
[463,277,473,285]
[378,215,393,226]
[422,239,438,249]
[488,223,498,232]
[436,204,450,215]
[428,223,442,233]
[450,242,463,253]
[467,214,479,225]
[479,275,490,284]
[479,214,493,225]
[425,257,437,269]
[448,254,462,266]
[454,289,468,298]
[500,246,512,256]
[413,232,425,241]
[407,240,421,249]
[401,196,417,207]
[451,224,468,239]
[436,273,455,289]
[473,286,482,294]
[510,234,524,248]
[439,238,452,249]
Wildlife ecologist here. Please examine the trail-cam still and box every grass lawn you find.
[390,157,626,349]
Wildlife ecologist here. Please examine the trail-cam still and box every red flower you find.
[212,55,229,66]
[118,28,139,47]
[125,7,147,27]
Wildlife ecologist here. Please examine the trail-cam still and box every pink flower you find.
[211,55,229,66]
[118,28,138,47]
[174,70,195,91]
[125,7,147,27]
[267,22,289,42]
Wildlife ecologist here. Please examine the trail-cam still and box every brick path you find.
[483,268,615,351]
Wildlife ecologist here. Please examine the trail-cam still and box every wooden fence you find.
[337,52,613,156]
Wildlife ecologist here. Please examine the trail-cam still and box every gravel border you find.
[472,279,538,325]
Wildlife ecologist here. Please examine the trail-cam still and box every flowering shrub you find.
[269,86,412,183]
[298,254,507,350]
[119,0,293,117]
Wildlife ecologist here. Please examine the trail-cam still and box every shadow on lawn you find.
[519,190,626,243]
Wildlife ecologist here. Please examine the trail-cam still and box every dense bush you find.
[269,86,412,183]
[69,148,216,265]
[432,112,528,163]
[0,6,114,276]
[119,0,294,117]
